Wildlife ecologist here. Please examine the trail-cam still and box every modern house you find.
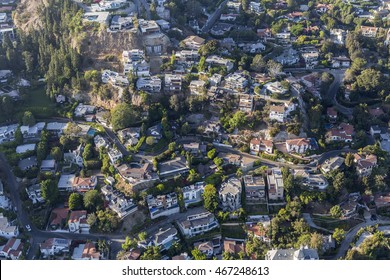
[72,176,97,193]
[219,178,242,211]
[243,175,267,204]
[146,193,180,219]
[177,212,219,237]
[293,170,329,190]
[158,157,189,179]
[354,154,377,177]
[267,168,284,201]
[101,185,138,219]
[182,182,205,207]
[0,214,18,239]
[265,248,319,260]
[152,227,178,250]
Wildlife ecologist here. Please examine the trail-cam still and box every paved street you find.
[201,1,228,33]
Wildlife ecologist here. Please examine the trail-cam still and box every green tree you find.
[122,236,138,251]
[146,136,155,146]
[203,184,218,212]
[345,153,354,167]
[68,193,83,210]
[310,232,324,253]
[40,179,59,205]
[251,54,266,72]
[332,228,345,245]
[199,40,219,56]
[83,190,103,211]
[187,169,200,183]
[22,111,36,126]
[191,248,207,260]
[96,209,120,232]
[141,246,161,260]
[207,148,217,160]
[14,127,23,145]
[330,205,342,218]
[110,103,138,131]
[138,231,147,242]
[50,147,63,162]
[82,143,93,161]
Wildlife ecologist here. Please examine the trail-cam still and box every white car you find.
[25,225,31,232]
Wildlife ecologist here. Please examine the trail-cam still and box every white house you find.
[0,214,18,238]
[219,178,242,211]
[72,242,100,260]
[146,193,180,219]
[152,227,178,250]
[267,168,284,201]
[101,185,138,219]
[68,210,90,233]
[250,138,273,154]
[285,138,311,154]
[182,182,205,207]
[177,212,219,237]
[107,147,123,164]
[40,238,71,258]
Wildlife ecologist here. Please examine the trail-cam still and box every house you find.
[177,212,219,237]
[18,156,38,171]
[122,49,150,76]
[40,238,71,258]
[322,235,336,252]
[19,122,45,138]
[285,138,311,154]
[250,138,273,155]
[223,240,246,256]
[293,170,329,190]
[126,248,142,260]
[176,49,199,62]
[330,29,346,45]
[101,185,138,219]
[117,163,155,182]
[68,210,89,233]
[74,103,96,117]
[227,1,241,12]
[109,15,132,31]
[244,175,267,204]
[156,19,170,30]
[183,142,200,155]
[16,143,36,154]
[340,199,358,218]
[327,107,338,123]
[152,227,178,250]
[249,2,264,14]
[146,193,180,219]
[158,157,189,178]
[302,50,319,68]
[275,32,291,43]
[257,28,272,42]
[368,107,385,118]
[136,76,162,93]
[94,135,108,149]
[83,12,110,25]
[246,222,270,243]
[263,81,288,96]
[194,241,214,258]
[265,247,319,260]
[354,154,377,176]
[72,176,97,193]
[374,193,390,209]
[239,95,254,113]
[321,157,344,174]
[147,124,163,141]
[269,105,287,123]
[331,56,351,68]
[182,181,205,207]
[0,214,18,238]
[224,72,248,92]
[40,159,56,173]
[107,147,123,164]
[189,80,206,95]
[46,122,68,136]
[48,208,69,230]
[360,26,378,38]
[220,13,238,21]
[219,178,242,211]
[0,238,23,259]
[26,184,44,204]
[219,153,241,166]
[164,74,182,92]
[209,73,223,86]
[72,242,100,260]
[138,19,160,35]
[325,123,354,143]
[0,124,18,142]
[274,47,299,65]
[172,252,190,260]
[58,174,76,192]
[370,125,382,137]
[205,55,234,72]
[181,35,205,50]
[267,168,284,201]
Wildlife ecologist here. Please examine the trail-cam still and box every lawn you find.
[246,204,269,215]
[143,138,169,154]
[221,225,246,239]
[15,86,59,120]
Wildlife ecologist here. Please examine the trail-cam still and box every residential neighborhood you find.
[0,0,389,262]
